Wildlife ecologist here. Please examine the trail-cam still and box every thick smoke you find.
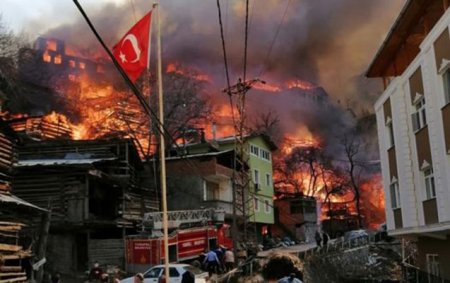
[26,0,405,102]
[18,0,403,154]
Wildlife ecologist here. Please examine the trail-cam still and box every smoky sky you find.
[33,0,405,103]
[15,0,405,159]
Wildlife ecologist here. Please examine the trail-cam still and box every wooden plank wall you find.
[88,239,124,268]
[0,132,13,192]
[0,221,30,283]
[12,171,85,223]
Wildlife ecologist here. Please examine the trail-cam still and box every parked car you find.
[343,229,368,242]
[120,264,208,283]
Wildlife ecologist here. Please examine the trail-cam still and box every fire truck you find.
[125,209,233,273]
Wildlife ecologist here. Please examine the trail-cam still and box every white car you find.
[120,264,208,283]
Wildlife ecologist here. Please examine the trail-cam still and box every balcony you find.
[203,199,234,216]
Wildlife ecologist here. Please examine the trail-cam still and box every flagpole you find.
[155,2,170,280]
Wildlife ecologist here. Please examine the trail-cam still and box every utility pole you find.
[224,77,265,248]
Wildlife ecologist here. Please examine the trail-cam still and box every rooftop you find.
[366,0,446,78]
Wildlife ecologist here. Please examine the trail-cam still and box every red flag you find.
[113,11,152,82]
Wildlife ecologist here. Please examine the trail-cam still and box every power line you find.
[243,0,249,82]
[258,0,292,77]
[128,0,138,22]
[216,0,232,96]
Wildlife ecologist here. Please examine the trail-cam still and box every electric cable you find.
[243,0,250,83]
[258,0,292,78]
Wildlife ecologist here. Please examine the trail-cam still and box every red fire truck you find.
[125,209,232,273]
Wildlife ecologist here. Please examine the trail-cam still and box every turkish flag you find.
[113,11,152,82]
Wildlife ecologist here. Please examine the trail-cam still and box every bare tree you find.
[341,133,365,228]
[149,66,212,149]
[250,110,282,144]
[274,144,326,198]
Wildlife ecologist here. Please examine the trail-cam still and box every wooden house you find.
[11,139,159,275]
[0,119,47,283]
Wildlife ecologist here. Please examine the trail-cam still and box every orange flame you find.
[253,82,281,92]
[166,62,211,82]
[287,80,316,90]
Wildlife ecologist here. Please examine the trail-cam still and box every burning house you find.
[19,37,113,89]
[11,138,158,275]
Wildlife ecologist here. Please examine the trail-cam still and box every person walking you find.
[224,249,235,272]
[203,248,221,276]
[322,231,329,246]
[315,230,322,248]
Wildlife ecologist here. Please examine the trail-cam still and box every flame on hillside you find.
[166,63,211,82]
[281,126,321,155]
[8,37,386,229]
[287,79,317,90]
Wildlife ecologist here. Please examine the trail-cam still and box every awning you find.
[16,157,117,167]
[0,192,47,212]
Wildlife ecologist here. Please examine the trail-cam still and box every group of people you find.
[202,245,235,276]
[88,262,120,283]
[314,230,329,247]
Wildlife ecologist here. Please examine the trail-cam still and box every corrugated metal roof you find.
[16,157,117,167]
[0,192,47,212]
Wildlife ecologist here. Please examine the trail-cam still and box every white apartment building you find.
[367,0,450,279]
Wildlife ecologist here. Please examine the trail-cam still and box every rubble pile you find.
[303,243,403,282]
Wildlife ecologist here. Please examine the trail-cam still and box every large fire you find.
[4,37,385,229]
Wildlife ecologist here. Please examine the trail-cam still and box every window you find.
[424,168,436,200]
[426,254,440,277]
[260,148,271,161]
[265,200,271,213]
[54,54,62,64]
[390,182,400,209]
[254,169,259,184]
[254,197,259,211]
[204,180,220,201]
[386,120,395,148]
[169,268,179,277]
[145,268,162,278]
[250,144,259,156]
[443,69,450,104]
[290,201,303,214]
[266,173,271,186]
[412,97,427,132]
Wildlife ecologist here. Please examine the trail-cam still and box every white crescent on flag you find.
[113,10,152,82]
[121,34,141,63]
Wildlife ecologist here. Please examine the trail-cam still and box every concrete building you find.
[179,133,277,241]
[165,150,239,220]
[367,0,450,279]
[214,134,277,240]
[272,195,317,243]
